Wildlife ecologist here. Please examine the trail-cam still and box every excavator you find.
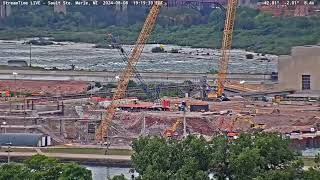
[234,115,266,131]
[95,0,239,141]
[163,118,182,138]
[217,115,266,139]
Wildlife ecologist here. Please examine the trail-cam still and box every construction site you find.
[0,0,320,152]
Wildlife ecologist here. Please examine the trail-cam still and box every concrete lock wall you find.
[41,136,46,147]
[278,45,320,91]
[48,136,52,146]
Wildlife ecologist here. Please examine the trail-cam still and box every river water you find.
[0,40,277,73]
[85,166,135,180]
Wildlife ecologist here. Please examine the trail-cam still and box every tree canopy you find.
[128,133,320,180]
[0,155,92,180]
[0,6,319,55]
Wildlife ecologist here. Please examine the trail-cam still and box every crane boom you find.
[217,0,238,97]
[108,34,145,84]
[95,3,162,141]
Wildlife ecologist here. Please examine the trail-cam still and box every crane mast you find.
[95,3,162,141]
[217,0,238,97]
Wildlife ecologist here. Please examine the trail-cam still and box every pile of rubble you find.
[0,80,88,95]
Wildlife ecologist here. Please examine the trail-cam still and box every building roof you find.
[0,133,43,147]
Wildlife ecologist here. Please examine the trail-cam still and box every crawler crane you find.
[95,0,239,141]
[95,3,163,141]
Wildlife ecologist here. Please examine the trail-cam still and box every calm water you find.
[0,40,277,73]
[85,166,137,180]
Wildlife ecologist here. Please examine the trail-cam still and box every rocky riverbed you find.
[0,40,277,73]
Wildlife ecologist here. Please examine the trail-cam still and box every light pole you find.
[181,101,187,138]
[240,80,246,91]
[29,43,32,67]
[12,72,18,97]
[240,80,246,107]
[5,142,12,163]
[2,121,7,133]
[183,110,187,137]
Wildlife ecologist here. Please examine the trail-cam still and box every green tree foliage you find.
[59,163,92,180]
[0,163,31,180]
[111,174,128,180]
[24,154,63,180]
[0,6,319,55]
[303,168,320,180]
[131,133,306,179]
[0,155,92,180]
[127,80,138,88]
[302,153,320,180]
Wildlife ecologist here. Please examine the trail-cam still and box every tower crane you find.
[216,0,238,98]
[95,3,162,142]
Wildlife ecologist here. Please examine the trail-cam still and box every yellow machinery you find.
[95,0,238,140]
[164,118,183,138]
[95,3,162,141]
[208,0,238,99]
[234,115,266,131]
[274,95,282,104]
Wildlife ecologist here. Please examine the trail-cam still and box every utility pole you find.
[12,72,17,97]
[142,112,146,136]
[24,98,26,132]
[6,142,12,163]
[181,101,187,138]
[29,43,32,67]
[7,146,10,163]
[183,110,187,137]
[2,121,6,133]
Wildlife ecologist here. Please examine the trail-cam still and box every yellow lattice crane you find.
[95,3,163,142]
[216,0,238,97]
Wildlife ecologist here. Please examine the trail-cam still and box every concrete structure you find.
[0,133,51,147]
[278,45,320,91]
[0,69,273,83]
[189,104,209,112]
[7,60,28,67]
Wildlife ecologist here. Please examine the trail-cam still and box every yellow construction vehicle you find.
[163,118,182,138]
[95,0,239,141]
[274,95,282,104]
[234,115,266,131]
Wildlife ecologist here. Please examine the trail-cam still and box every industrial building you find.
[278,45,320,91]
[0,133,52,147]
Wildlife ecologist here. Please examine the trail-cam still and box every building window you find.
[302,75,311,90]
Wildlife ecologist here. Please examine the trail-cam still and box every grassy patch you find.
[0,148,36,153]
[302,157,317,167]
[41,148,132,156]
